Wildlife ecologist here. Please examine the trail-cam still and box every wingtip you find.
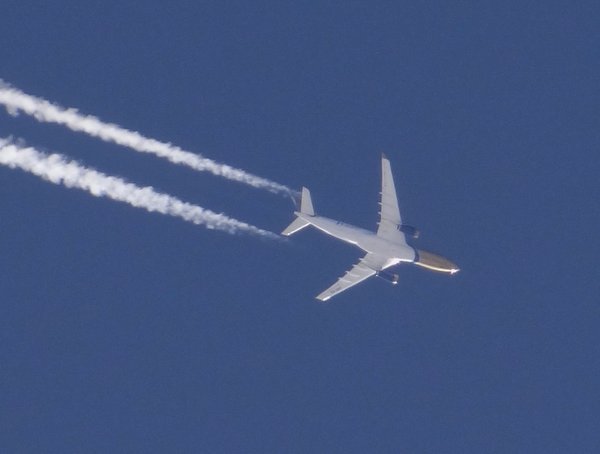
[381,152,388,160]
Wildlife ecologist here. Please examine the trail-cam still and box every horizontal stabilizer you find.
[282,217,310,236]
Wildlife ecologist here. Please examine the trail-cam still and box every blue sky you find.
[1,1,599,452]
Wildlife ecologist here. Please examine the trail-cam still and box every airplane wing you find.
[316,252,392,301]
[377,154,406,244]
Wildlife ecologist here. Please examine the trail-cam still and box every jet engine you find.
[399,224,420,239]
[376,270,400,285]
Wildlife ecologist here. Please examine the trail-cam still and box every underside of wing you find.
[316,253,391,302]
[377,154,406,244]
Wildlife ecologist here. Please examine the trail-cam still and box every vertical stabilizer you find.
[300,187,314,216]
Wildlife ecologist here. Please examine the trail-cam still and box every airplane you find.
[282,154,459,301]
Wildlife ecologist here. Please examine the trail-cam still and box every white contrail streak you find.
[0,81,292,195]
[0,139,279,239]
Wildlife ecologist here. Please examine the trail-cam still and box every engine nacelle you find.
[376,270,400,285]
[399,224,420,239]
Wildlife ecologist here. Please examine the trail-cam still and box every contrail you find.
[0,139,279,239]
[0,81,292,195]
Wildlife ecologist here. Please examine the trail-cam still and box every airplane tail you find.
[298,187,314,216]
[281,187,314,236]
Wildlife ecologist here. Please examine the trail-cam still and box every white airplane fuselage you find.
[296,212,416,266]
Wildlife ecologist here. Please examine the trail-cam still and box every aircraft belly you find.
[356,235,415,262]
[303,216,363,245]
[301,214,415,262]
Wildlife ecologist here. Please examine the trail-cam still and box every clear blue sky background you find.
[1,1,599,452]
